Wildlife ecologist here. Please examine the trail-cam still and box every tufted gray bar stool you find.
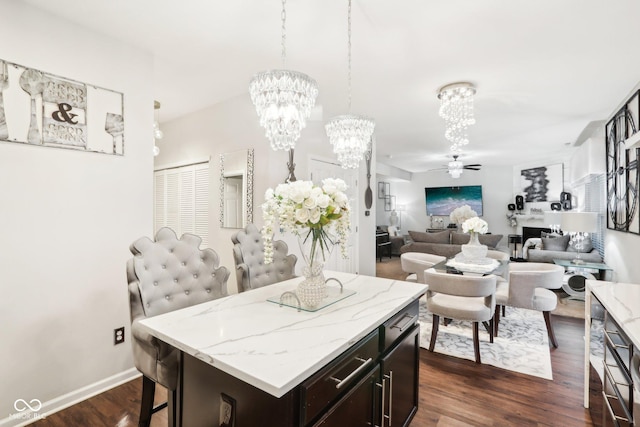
[231,223,297,293]
[127,227,229,427]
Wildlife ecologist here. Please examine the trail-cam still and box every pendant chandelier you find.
[438,82,476,152]
[249,0,318,151]
[325,0,375,169]
[153,100,162,157]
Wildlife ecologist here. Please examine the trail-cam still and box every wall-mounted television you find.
[425,185,483,216]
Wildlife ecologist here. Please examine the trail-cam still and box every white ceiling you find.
[22,0,640,172]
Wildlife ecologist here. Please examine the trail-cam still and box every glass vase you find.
[296,229,334,308]
[460,231,488,261]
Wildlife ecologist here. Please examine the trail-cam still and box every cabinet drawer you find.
[602,353,633,426]
[301,329,379,426]
[381,299,419,352]
[604,313,633,376]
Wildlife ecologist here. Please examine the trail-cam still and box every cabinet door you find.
[313,365,379,427]
[380,324,420,427]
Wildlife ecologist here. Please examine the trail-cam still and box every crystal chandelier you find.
[438,82,476,152]
[325,0,375,169]
[249,0,318,151]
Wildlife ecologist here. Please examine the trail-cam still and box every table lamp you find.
[544,211,563,234]
[508,234,523,261]
[560,211,598,265]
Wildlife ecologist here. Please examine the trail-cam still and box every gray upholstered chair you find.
[231,223,297,292]
[494,262,564,348]
[400,252,446,283]
[127,227,229,427]
[424,268,497,364]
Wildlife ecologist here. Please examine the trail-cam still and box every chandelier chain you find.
[347,0,352,112]
[281,0,287,66]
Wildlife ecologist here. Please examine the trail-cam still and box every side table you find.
[553,259,613,300]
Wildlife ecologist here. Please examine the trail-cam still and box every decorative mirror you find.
[220,149,254,228]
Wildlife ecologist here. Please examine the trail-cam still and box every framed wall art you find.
[605,90,640,234]
[520,163,563,203]
[384,195,395,212]
[378,181,389,199]
[0,59,124,155]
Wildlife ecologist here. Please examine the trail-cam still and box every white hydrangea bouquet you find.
[449,204,477,224]
[261,178,351,268]
[462,216,488,234]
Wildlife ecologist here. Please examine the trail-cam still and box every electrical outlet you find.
[114,327,125,345]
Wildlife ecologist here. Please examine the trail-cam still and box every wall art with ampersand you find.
[0,58,124,155]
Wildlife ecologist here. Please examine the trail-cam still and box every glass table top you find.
[267,286,356,312]
[432,258,508,276]
[553,259,611,270]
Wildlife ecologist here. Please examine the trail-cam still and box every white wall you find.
[0,2,153,424]
[155,95,376,292]
[377,166,515,248]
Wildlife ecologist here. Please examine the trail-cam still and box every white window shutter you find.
[194,164,209,247]
[154,162,209,247]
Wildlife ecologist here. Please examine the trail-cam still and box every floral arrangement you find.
[462,216,489,234]
[261,178,351,267]
[449,204,477,224]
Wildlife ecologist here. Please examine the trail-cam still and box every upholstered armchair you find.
[127,227,230,427]
[400,252,446,283]
[494,262,564,347]
[231,223,297,293]
[424,268,497,364]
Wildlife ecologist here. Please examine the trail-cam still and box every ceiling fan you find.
[429,155,482,178]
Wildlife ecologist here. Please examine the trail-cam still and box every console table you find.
[138,272,427,427]
[554,259,613,300]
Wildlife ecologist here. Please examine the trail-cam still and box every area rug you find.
[418,300,553,380]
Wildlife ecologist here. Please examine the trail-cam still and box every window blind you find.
[581,173,605,258]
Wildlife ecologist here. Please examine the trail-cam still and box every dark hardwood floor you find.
[33,258,594,426]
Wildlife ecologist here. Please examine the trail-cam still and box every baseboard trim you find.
[0,368,141,427]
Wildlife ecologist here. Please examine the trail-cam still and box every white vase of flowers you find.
[460,216,489,261]
[449,205,478,229]
[261,178,351,307]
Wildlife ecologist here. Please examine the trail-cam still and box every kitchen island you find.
[138,271,427,427]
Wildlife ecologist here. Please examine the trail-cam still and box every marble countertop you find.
[588,280,640,349]
[138,272,427,398]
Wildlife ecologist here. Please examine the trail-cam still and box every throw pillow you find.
[541,231,563,238]
[541,234,570,251]
[478,234,503,248]
[567,236,594,253]
[409,230,451,244]
[451,232,502,248]
[451,232,470,245]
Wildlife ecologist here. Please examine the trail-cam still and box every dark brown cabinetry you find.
[380,325,419,427]
[178,299,420,427]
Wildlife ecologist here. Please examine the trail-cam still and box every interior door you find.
[223,175,243,228]
[308,158,358,273]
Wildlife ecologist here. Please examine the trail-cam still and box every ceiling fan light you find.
[448,168,462,178]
